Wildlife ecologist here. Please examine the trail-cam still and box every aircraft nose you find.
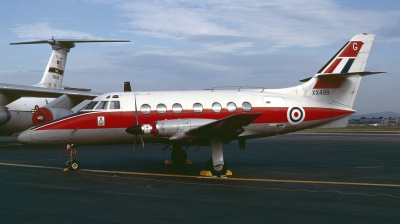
[18,130,31,144]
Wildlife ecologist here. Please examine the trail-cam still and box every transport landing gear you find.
[200,136,232,177]
[59,144,80,172]
[164,144,192,165]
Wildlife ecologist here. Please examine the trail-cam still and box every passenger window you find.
[212,102,222,113]
[156,104,167,114]
[140,104,151,115]
[242,102,252,112]
[95,101,108,110]
[227,102,237,112]
[193,103,203,113]
[84,101,99,110]
[172,103,183,114]
[109,101,121,109]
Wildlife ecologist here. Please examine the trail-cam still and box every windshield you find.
[84,101,99,110]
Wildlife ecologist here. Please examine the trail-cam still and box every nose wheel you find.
[59,144,80,172]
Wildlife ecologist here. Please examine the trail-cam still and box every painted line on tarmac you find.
[0,162,61,170]
[2,162,400,188]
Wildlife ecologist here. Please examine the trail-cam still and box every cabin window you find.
[84,101,99,110]
[227,102,237,112]
[212,102,222,113]
[156,104,167,114]
[172,103,183,114]
[95,101,108,110]
[112,95,119,98]
[140,104,151,115]
[242,102,252,112]
[193,103,203,113]
[109,101,121,109]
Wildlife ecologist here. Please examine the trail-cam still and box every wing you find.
[0,83,99,105]
[188,113,262,138]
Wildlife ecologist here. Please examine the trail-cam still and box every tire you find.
[206,158,227,176]
[68,160,81,171]
[170,149,187,165]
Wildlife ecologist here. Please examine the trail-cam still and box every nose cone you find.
[18,130,31,144]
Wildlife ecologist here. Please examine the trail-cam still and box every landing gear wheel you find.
[66,160,81,171]
[206,159,227,176]
[171,149,187,165]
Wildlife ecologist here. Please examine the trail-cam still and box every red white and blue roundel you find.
[287,107,305,125]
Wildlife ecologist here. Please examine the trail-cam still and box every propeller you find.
[124,82,145,150]
[133,96,145,150]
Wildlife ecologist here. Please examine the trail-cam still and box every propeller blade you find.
[134,97,139,125]
[133,135,137,151]
[138,134,145,149]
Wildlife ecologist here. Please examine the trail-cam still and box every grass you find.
[302,125,400,132]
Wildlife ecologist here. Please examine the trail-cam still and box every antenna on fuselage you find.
[124,81,132,92]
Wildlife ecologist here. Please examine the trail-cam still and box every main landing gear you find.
[165,144,191,165]
[199,136,232,178]
[59,144,81,172]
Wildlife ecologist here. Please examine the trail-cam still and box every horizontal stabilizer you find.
[10,38,130,49]
[300,71,385,82]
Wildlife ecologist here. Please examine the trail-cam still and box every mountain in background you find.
[349,111,400,119]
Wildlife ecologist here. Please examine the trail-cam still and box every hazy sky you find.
[0,0,399,114]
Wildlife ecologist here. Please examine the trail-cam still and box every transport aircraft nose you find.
[18,130,31,144]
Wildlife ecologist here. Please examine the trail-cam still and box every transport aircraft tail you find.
[300,33,382,109]
[10,38,130,89]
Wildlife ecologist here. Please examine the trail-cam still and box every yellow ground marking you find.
[1,162,400,188]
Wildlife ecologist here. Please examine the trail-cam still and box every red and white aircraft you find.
[18,34,382,176]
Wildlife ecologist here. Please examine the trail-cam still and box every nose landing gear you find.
[59,144,80,172]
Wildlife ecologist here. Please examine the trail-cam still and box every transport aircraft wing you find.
[0,83,99,99]
[187,113,263,136]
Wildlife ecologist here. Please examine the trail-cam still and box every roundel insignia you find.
[287,107,305,125]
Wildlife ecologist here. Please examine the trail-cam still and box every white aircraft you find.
[18,34,383,176]
[0,38,129,135]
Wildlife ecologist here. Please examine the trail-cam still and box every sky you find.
[0,0,399,115]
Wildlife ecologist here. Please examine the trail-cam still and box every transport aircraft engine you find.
[32,107,73,126]
[125,118,215,139]
[0,106,11,125]
[152,119,215,138]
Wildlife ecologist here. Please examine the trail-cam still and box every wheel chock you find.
[62,168,70,172]
[200,170,212,177]
[225,170,233,176]
[185,160,192,165]
[164,160,173,165]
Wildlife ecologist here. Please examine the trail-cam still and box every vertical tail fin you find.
[35,42,68,89]
[317,33,374,74]
[301,33,380,109]
[10,38,130,89]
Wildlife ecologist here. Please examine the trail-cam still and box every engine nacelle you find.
[0,106,11,125]
[32,107,73,126]
[152,118,215,137]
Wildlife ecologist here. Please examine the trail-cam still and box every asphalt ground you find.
[1,133,400,223]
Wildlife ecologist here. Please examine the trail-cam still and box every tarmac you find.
[1,132,400,223]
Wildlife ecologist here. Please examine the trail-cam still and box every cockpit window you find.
[109,101,121,109]
[84,101,99,110]
[95,101,108,110]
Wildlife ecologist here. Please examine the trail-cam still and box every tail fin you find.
[317,33,374,74]
[35,42,68,89]
[301,33,381,109]
[10,38,130,89]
